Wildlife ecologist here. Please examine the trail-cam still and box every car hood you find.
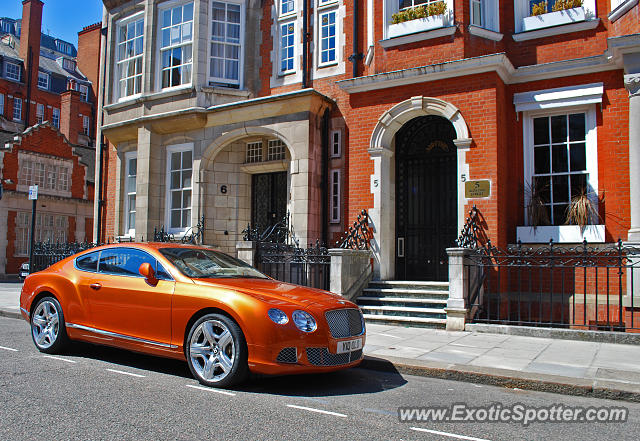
[192,277,356,310]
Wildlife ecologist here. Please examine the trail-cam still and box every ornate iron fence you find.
[255,241,330,291]
[30,241,100,273]
[153,216,205,244]
[466,239,640,332]
[337,209,371,250]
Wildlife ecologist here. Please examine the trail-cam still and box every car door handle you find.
[90,283,102,290]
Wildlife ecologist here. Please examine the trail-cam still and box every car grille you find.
[324,308,364,338]
[276,347,298,364]
[306,347,363,366]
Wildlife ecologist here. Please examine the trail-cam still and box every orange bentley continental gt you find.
[20,243,366,387]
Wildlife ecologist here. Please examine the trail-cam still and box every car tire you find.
[186,313,248,388]
[31,296,69,354]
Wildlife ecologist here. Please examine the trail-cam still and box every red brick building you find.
[97,0,639,284]
[0,0,101,275]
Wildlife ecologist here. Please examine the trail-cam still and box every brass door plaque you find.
[465,180,491,199]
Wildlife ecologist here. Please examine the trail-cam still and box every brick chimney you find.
[60,89,81,145]
[19,0,44,127]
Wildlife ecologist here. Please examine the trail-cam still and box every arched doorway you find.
[395,115,458,281]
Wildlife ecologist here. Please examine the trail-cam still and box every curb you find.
[0,308,22,320]
[360,355,640,403]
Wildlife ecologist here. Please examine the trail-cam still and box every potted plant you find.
[389,1,448,38]
[523,0,585,32]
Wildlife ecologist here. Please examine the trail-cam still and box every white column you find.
[368,147,394,280]
[445,247,469,331]
[626,73,640,242]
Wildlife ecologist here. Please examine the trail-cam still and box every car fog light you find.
[292,310,317,333]
[267,308,289,325]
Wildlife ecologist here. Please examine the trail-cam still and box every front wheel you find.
[186,313,248,388]
[31,296,69,354]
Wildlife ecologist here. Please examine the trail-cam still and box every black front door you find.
[252,172,287,227]
[395,116,458,281]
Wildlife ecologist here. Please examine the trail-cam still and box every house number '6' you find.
[220,185,227,194]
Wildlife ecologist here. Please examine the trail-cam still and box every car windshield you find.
[159,248,268,279]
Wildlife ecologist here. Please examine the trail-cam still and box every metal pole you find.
[28,198,37,274]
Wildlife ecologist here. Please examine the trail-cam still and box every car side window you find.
[76,251,100,272]
[155,262,172,281]
[98,248,154,277]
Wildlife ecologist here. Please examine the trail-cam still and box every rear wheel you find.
[31,296,68,354]
[186,313,248,388]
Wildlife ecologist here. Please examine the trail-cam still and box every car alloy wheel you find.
[31,296,68,353]
[186,314,248,387]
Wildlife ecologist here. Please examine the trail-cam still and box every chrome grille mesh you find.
[276,347,297,363]
[324,308,364,338]
[306,347,363,366]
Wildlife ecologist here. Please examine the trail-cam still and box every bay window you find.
[166,144,193,232]
[159,2,194,89]
[210,1,242,87]
[115,14,144,100]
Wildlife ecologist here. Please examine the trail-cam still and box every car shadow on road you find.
[63,342,408,396]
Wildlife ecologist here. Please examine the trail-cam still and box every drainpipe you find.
[321,109,329,245]
[94,16,108,243]
[348,0,363,78]
[302,0,308,88]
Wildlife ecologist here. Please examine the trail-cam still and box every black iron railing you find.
[154,216,205,244]
[242,212,299,246]
[337,209,371,250]
[30,241,100,273]
[255,240,330,290]
[466,239,640,332]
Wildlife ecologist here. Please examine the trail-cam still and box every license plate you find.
[336,338,362,354]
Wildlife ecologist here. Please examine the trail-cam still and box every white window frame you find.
[5,62,21,82]
[36,103,44,124]
[124,151,137,236]
[37,71,49,90]
[330,169,341,223]
[82,115,90,136]
[317,1,339,67]
[114,12,145,102]
[165,143,193,234]
[158,1,194,91]
[52,108,60,128]
[208,0,245,88]
[383,0,454,40]
[278,20,297,74]
[79,84,89,101]
[522,107,598,227]
[1,93,6,117]
[330,129,341,158]
[13,97,22,122]
[246,141,263,163]
[280,0,297,16]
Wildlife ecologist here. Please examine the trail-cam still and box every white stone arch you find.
[201,126,295,171]
[368,96,472,280]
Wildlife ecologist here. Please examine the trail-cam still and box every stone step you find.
[368,280,449,292]
[360,305,446,320]
[362,288,449,298]
[363,314,446,329]
[358,296,447,309]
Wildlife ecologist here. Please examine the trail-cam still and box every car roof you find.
[87,242,220,252]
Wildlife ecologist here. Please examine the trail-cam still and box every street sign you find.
[28,185,38,200]
[465,180,491,199]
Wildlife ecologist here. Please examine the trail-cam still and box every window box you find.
[522,7,585,32]
[388,13,444,38]
[516,225,605,243]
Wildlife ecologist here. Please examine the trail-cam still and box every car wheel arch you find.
[183,307,249,355]
[29,290,60,318]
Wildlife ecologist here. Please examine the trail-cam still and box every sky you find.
[0,0,103,47]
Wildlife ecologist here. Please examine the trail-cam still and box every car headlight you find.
[292,310,317,333]
[267,308,289,325]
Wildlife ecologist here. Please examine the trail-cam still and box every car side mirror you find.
[139,262,158,285]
